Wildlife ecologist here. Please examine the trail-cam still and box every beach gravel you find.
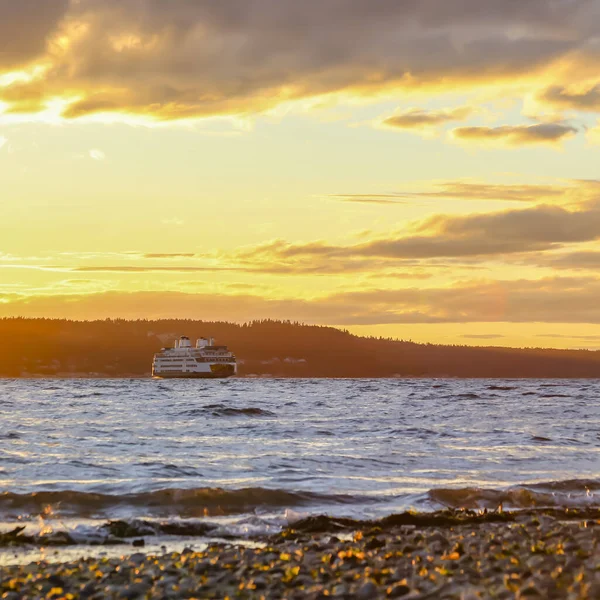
[1,514,599,599]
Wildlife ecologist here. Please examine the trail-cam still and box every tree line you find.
[1,318,600,378]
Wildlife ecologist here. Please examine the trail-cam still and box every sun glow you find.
[1,0,600,347]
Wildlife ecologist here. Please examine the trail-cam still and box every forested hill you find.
[1,318,600,378]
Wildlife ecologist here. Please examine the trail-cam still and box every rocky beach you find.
[1,510,600,599]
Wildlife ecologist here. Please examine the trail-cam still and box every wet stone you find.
[80,581,98,597]
[387,582,411,597]
[517,586,544,598]
[126,555,145,568]
[3,510,600,600]
[427,532,450,548]
[366,536,386,550]
[253,576,268,590]
[119,583,151,599]
[357,580,379,599]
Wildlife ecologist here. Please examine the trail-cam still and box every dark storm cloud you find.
[0,0,597,119]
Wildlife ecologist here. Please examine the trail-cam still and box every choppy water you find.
[1,378,599,550]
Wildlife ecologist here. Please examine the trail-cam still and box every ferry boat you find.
[152,336,237,378]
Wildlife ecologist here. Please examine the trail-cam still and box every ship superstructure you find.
[152,336,237,378]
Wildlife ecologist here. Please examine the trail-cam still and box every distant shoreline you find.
[2,318,600,378]
[5,374,600,380]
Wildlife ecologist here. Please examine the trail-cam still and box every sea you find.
[1,378,599,564]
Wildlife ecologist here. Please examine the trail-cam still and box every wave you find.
[531,435,553,442]
[5,504,600,549]
[2,478,599,525]
[0,487,364,519]
[428,479,600,510]
[0,518,254,548]
[487,385,516,391]
[182,404,275,417]
[135,463,203,477]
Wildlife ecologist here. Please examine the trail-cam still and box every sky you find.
[2,0,600,349]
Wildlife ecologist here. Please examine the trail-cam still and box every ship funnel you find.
[196,337,208,348]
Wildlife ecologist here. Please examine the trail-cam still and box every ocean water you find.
[0,378,599,558]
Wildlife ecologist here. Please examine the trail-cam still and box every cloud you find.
[69,260,432,276]
[8,187,600,280]
[322,277,600,324]
[0,0,70,69]
[239,202,600,262]
[72,266,239,273]
[330,180,596,204]
[0,0,597,121]
[533,250,600,270]
[451,123,577,146]
[402,181,574,202]
[381,106,473,131]
[4,276,600,324]
[538,84,600,112]
[328,194,409,205]
[536,333,600,341]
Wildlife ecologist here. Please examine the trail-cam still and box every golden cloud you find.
[532,250,600,270]
[236,202,600,262]
[451,123,577,146]
[3,276,600,324]
[537,83,600,112]
[0,0,70,69]
[381,107,474,130]
[330,179,600,204]
[0,0,598,121]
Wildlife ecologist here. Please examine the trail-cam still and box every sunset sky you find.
[3,0,600,348]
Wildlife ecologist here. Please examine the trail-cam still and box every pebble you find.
[0,513,598,599]
[387,582,412,597]
[357,580,379,599]
[119,582,150,599]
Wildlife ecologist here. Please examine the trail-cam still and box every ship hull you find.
[153,372,235,379]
